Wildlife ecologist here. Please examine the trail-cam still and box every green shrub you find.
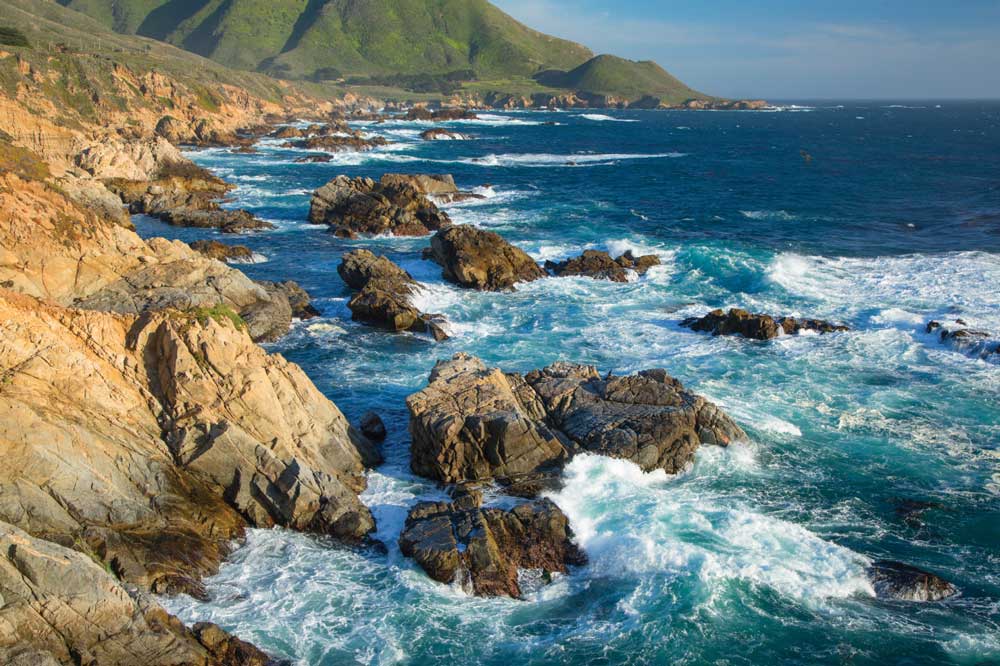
[0,27,30,48]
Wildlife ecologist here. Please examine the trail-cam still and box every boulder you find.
[681,308,849,340]
[926,320,998,360]
[283,135,387,153]
[380,173,483,204]
[0,520,282,666]
[866,560,958,602]
[359,411,387,442]
[545,249,661,282]
[398,489,586,598]
[425,225,546,291]
[0,292,378,595]
[257,280,322,320]
[407,354,744,483]
[405,107,477,121]
[337,249,448,340]
[309,175,450,237]
[189,239,256,263]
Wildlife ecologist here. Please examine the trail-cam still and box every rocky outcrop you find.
[545,249,661,282]
[337,249,448,340]
[0,291,377,597]
[407,353,745,483]
[107,162,274,233]
[681,308,849,340]
[0,520,282,666]
[405,108,478,121]
[379,173,482,204]
[309,175,451,237]
[425,225,546,291]
[76,136,185,181]
[866,560,958,602]
[189,239,256,263]
[257,280,322,321]
[283,135,387,153]
[398,487,585,598]
[359,411,387,442]
[926,320,998,360]
[420,128,469,141]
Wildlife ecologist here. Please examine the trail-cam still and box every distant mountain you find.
[535,55,704,104]
[57,0,595,81]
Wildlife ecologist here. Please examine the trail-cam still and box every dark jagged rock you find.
[405,107,478,122]
[294,154,334,163]
[192,622,284,666]
[866,560,958,601]
[309,175,451,237]
[398,488,585,598]
[159,207,274,233]
[545,249,661,282]
[681,308,849,340]
[379,173,483,204]
[406,353,745,483]
[926,320,998,360]
[337,249,449,340]
[283,134,387,153]
[360,411,387,442]
[189,239,255,263]
[426,225,546,291]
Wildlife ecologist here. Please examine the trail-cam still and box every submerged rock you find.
[545,249,661,282]
[866,560,958,602]
[926,320,998,360]
[682,308,849,340]
[283,134,387,153]
[309,175,451,236]
[337,249,449,340]
[398,488,586,598]
[359,411,387,442]
[425,225,546,291]
[407,353,745,483]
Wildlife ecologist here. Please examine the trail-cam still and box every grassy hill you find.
[57,0,595,80]
[535,55,704,104]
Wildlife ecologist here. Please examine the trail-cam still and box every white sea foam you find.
[740,210,797,221]
[547,454,874,604]
[457,152,686,168]
[579,114,639,123]
[228,252,269,264]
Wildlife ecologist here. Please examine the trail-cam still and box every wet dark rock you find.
[309,175,450,236]
[405,108,478,122]
[926,320,998,360]
[891,498,945,529]
[682,308,849,340]
[420,128,470,141]
[867,560,958,601]
[426,225,546,291]
[293,154,333,163]
[337,249,449,340]
[545,249,661,282]
[359,411,387,442]
[283,134,387,153]
[406,353,746,483]
[398,490,585,598]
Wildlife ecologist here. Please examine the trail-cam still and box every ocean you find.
[139,102,1000,665]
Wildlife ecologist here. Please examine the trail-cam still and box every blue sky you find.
[493,0,1000,99]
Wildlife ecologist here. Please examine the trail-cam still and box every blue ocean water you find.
[142,102,1000,666]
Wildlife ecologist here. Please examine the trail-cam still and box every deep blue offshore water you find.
[140,102,1000,666]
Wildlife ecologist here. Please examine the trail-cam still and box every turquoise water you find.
[145,103,1000,665]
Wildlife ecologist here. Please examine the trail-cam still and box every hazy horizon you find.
[494,0,1000,100]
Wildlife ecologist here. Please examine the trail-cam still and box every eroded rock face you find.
[426,225,546,291]
[0,292,377,596]
[407,354,744,483]
[545,249,661,282]
[337,249,448,340]
[309,175,450,237]
[398,488,585,598]
[682,308,849,340]
[867,560,958,602]
[0,520,283,666]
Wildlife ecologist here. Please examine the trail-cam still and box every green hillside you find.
[535,54,704,103]
[57,0,595,80]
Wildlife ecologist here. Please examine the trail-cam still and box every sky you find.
[493,0,1000,100]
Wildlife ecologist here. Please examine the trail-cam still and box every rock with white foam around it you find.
[398,486,586,598]
[866,560,958,602]
[681,308,849,340]
[406,353,746,484]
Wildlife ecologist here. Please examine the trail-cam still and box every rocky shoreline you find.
[0,51,967,663]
